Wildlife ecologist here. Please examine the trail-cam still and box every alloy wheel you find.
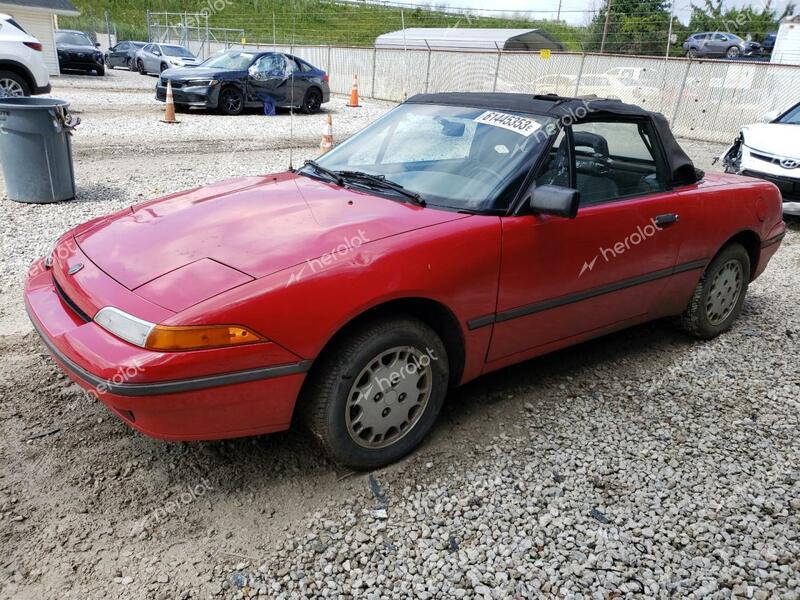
[221,89,242,114]
[706,259,743,325]
[0,78,25,98]
[305,89,322,113]
[727,47,741,58]
[345,346,433,449]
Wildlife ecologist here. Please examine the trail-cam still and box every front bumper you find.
[155,83,219,108]
[59,56,104,71]
[25,255,311,441]
[741,169,800,215]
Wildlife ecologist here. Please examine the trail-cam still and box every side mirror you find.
[529,184,580,219]
[760,109,779,123]
[95,42,101,48]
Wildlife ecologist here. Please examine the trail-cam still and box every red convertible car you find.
[26,93,786,468]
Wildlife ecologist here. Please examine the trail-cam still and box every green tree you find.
[687,0,795,42]
[584,0,673,55]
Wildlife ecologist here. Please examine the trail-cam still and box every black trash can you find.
[0,97,76,203]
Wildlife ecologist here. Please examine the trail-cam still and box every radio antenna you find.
[288,15,296,171]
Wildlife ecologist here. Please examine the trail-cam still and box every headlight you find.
[186,79,218,86]
[95,307,264,351]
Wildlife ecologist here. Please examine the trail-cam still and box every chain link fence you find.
[154,20,800,144]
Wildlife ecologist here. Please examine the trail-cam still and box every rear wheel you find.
[0,71,29,97]
[302,87,323,114]
[218,86,244,115]
[676,243,750,339]
[301,317,449,469]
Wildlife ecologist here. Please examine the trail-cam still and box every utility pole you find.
[665,0,674,59]
[556,0,563,21]
[600,0,612,53]
[273,11,276,46]
[104,10,111,48]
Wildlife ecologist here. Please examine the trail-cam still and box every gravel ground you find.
[1,69,798,600]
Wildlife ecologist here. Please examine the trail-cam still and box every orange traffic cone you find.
[319,114,333,154]
[346,74,361,108]
[161,79,179,124]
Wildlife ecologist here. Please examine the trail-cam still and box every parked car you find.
[683,32,762,58]
[762,32,777,54]
[56,30,104,76]
[136,43,199,75]
[25,93,785,468]
[0,12,50,96]
[721,100,800,216]
[105,40,146,71]
[155,50,330,115]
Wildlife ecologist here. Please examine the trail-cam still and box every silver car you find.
[135,43,200,75]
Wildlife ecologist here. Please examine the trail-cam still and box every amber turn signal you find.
[145,324,265,352]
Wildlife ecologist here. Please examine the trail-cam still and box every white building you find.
[771,15,800,65]
[375,28,564,52]
[0,0,80,75]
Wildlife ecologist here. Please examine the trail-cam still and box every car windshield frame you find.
[777,102,800,125]
[304,102,557,214]
[56,32,94,46]
[200,51,258,70]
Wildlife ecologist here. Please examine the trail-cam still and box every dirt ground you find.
[1,69,798,600]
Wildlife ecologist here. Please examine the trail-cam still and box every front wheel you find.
[686,48,698,58]
[676,243,750,339]
[137,60,146,75]
[301,317,449,469]
[96,65,105,76]
[218,86,244,115]
[726,46,741,58]
[127,58,135,71]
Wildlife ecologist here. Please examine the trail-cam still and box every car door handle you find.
[654,213,680,227]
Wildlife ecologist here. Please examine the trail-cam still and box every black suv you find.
[56,30,104,76]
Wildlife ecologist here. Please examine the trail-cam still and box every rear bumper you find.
[32,83,51,95]
[25,257,310,441]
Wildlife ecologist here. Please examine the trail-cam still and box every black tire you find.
[686,48,698,58]
[300,316,449,469]
[137,60,146,75]
[96,65,105,76]
[127,58,135,71]
[160,63,169,73]
[301,87,323,114]
[218,86,244,116]
[726,46,741,58]
[0,70,30,97]
[676,243,750,339]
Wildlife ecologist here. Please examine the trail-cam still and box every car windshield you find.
[778,103,800,124]
[307,103,555,212]
[162,45,194,58]
[56,32,93,46]
[201,51,256,70]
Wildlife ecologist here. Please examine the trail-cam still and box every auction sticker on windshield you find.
[474,111,541,137]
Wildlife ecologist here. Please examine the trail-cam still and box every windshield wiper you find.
[301,160,343,185]
[336,170,425,207]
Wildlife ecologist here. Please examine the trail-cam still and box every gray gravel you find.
[0,68,798,600]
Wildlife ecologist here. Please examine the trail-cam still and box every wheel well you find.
[310,298,466,388]
[0,60,35,90]
[720,230,760,280]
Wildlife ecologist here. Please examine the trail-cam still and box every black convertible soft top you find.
[406,92,703,187]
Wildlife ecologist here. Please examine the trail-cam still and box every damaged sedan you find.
[720,100,800,216]
[155,50,330,115]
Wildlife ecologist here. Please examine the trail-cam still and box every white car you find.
[135,43,200,75]
[0,13,50,97]
[721,102,800,216]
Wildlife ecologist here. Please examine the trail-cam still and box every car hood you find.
[743,123,800,158]
[74,173,468,295]
[162,66,243,79]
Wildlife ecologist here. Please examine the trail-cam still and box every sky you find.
[422,0,797,26]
